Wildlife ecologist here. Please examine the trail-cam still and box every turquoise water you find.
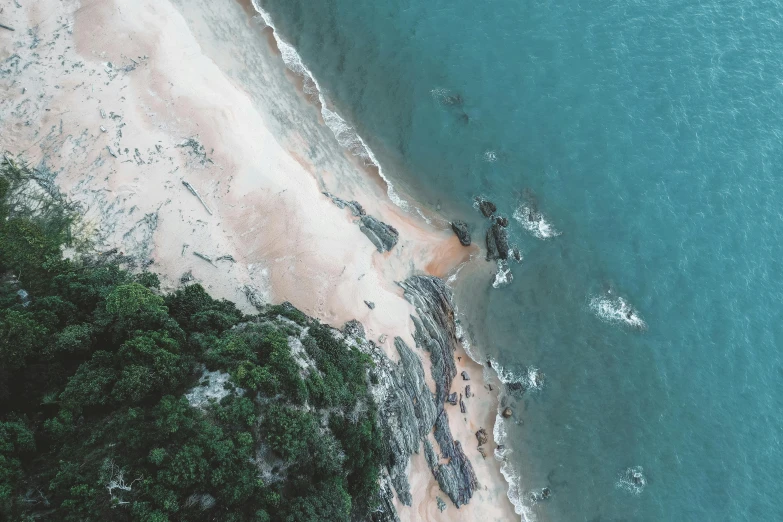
[255,0,783,520]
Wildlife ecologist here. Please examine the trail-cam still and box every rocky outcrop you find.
[398,276,459,405]
[461,370,470,381]
[398,275,479,508]
[450,220,471,246]
[360,215,399,253]
[486,222,509,260]
[323,191,398,252]
[350,326,437,508]
[476,428,489,446]
[347,275,480,512]
[371,473,402,522]
[476,198,497,217]
[323,191,365,217]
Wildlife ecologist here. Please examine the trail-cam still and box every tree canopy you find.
[0,159,387,521]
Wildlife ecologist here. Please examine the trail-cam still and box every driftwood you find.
[0,23,14,32]
[192,251,213,264]
[181,180,213,215]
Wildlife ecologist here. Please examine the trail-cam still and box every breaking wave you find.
[495,405,536,521]
[589,293,647,330]
[513,204,561,239]
[492,260,513,288]
[616,465,647,495]
[488,357,545,394]
[252,1,410,211]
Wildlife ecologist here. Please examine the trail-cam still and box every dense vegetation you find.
[0,159,387,521]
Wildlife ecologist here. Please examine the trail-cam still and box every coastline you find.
[0,0,517,520]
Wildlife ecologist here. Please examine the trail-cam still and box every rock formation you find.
[450,220,471,246]
[359,215,399,253]
[352,275,481,511]
[486,222,510,260]
[323,191,398,252]
[476,198,497,217]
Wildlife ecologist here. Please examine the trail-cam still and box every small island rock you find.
[451,220,472,246]
[477,198,497,217]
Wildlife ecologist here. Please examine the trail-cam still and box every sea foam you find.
[252,1,409,211]
[492,260,514,288]
[589,293,647,330]
[513,204,561,239]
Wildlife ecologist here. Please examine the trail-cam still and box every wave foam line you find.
[494,411,536,522]
[251,1,409,211]
[450,296,537,521]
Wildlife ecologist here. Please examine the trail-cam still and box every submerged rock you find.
[360,215,399,253]
[450,220,471,246]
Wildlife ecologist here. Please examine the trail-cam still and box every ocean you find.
[253,0,783,520]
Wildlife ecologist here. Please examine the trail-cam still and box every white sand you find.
[0,0,517,519]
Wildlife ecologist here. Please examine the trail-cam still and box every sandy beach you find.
[0,0,516,519]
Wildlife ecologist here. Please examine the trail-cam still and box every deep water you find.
[256,0,783,520]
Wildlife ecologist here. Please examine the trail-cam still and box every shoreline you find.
[0,0,518,519]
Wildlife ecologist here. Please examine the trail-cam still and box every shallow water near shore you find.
[256,0,783,520]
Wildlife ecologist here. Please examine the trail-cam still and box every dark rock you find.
[542,487,551,499]
[459,395,466,414]
[372,475,402,522]
[348,200,366,216]
[364,300,376,310]
[477,198,497,217]
[343,319,366,339]
[180,270,194,283]
[496,216,509,227]
[512,248,522,262]
[465,385,472,398]
[399,276,459,405]
[476,428,489,446]
[461,370,470,381]
[372,275,480,510]
[506,381,526,394]
[436,496,447,513]
[447,392,458,405]
[360,215,399,252]
[323,191,365,217]
[450,220,471,246]
[486,223,510,261]
[502,407,513,418]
